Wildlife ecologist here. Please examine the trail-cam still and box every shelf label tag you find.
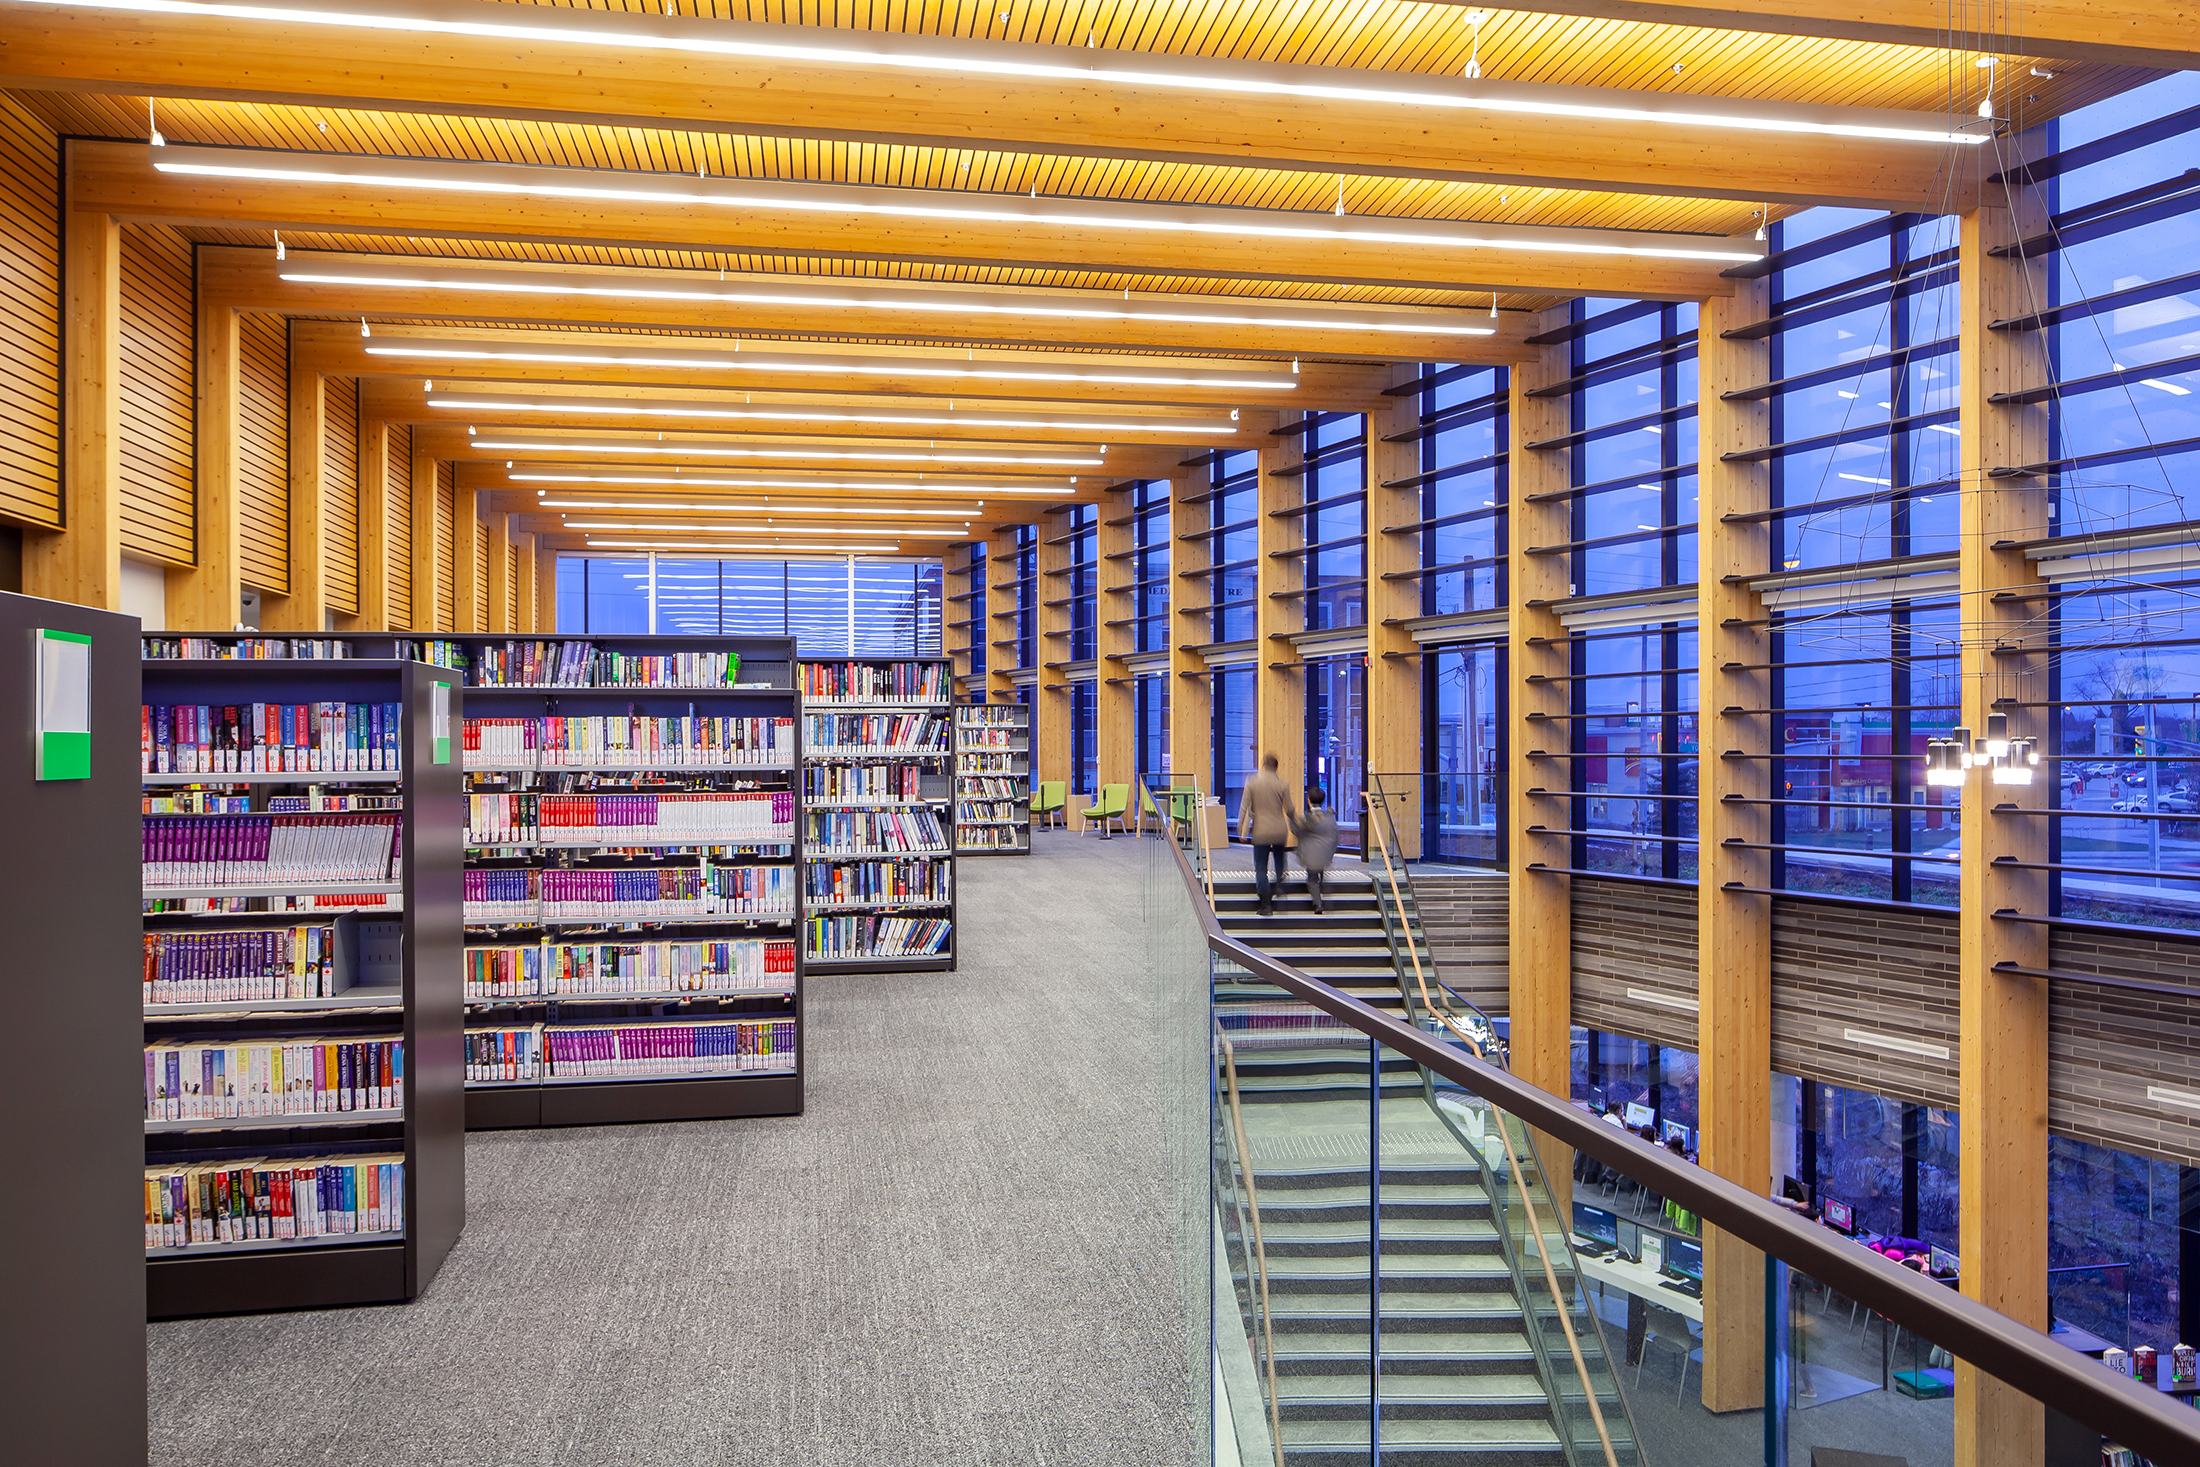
[35,628,91,780]
[431,680,453,765]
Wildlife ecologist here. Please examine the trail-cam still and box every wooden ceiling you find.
[0,0,2169,550]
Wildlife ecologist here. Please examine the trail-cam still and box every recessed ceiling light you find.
[585,537,903,553]
[509,472,1074,495]
[424,392,1236,434]
[470,437,1102,465]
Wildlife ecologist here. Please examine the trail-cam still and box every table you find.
[1578,1249,1702,1369]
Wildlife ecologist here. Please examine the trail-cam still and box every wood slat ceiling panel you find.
[325,374,362,615]
[238,313,290,593]
[0,94,61,530]
[118,222,197,565]
[435,458,457,629]
[473,516,490,629]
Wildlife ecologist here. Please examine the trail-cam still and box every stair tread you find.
[1262,1218,1501,1245]
[1280,1418,1563,1449]
[1279,1374,1550,1405]
[1265,1254,1513,1280]
[1272,1333,1536,1360]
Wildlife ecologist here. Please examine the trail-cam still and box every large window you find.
[1129,479,1170,653]
[1214,666,1255,822]
[556,554,941,653]
[1427,642,1503,865]
[1295,412,1367,631]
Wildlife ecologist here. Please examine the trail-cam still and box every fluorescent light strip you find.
[1625,986,1700,1013]
[586,538,900,552]
[1841,1027,1950,1061]
[425,393,1236,434]
[535,497,982,516]
[31,0,1987,147]
[2148,1085,2200,1112]
[298,268,1488,339]
[153,146,1764,266]
[512,473,1073,495]
[472,438,1101,465]
[561,519,968,537]
[363,336,1291,389]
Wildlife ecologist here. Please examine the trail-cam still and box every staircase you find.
[1212,865,1631,1466]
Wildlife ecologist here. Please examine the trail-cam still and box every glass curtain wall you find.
[1564,302,1701,880]
[1010,524,1038,671]
[959,539,985,688]
[555,554,943,653]
[1293,413,1369,836]
[1063,505,1098,795]
[1131,479,1173,781]
[1201,450,1261,820]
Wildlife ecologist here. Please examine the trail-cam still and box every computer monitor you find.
[1823,1196,1855,1233]
[1616,1219,1642,1262]
[1661,1118,1691,1148]
[1623,1101,1655,1129]
[1588,1085,1607,1110]
[1781,1175,1812,1206]
[1930,1245,1959,1278]
[1663,1236,1705,1283]
[1573,1202,1618,1248]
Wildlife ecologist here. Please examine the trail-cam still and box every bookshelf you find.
[444,634,804,1130]
[953,702,1031,856]
[800,657,958,973]
[2,592,146,1462]
[138,656,465,1320]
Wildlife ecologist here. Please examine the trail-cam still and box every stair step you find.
[1263,1253,1514,1283]
[1278,1373,1550,1410]
[1261,1217,1502,1249]
[1271,1332,1537,1364]
[1279,1416,1564,1456]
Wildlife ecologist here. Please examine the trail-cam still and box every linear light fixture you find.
[291,262,1490,339]
[1625,987,1700,1013]
[1841,1027,1950,1061]
[470,437,1101,466]
[29,0,1991,148]
[151,146,1766,266]
[2148,1085,2200,1112]
[561,519,968,537]
[511,473,1077,495]
[535,497,984,516]
[425,392,1237,435]
[585,538,902,553]
[344,327,1295,389]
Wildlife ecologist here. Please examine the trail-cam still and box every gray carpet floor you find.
[148,831,1197,1467]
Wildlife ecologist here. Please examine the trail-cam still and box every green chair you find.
[1135,783,1162,837]
[1166,785,1201,844]
[1030,781,1067,830]
[1081,783,1130,838]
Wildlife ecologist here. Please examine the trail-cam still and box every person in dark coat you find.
[1239,752,1296,917]
[1293,786,1340,914]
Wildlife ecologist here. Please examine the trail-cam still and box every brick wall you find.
[1571,878,1698,1048]
[1770,898,1961,1110]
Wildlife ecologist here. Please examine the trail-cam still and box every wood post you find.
[1697,276,1774,1413]
[513,531,536,633]
[354,417,391,630]
[1096,483,1137,789]
[485,509,511,633]
[1169,469,1213,792]
[23,203,121,610]
[1367,369,1425,856]
[1256,430,1304,794]
[1509,311,1575,1203]
[1955,186,2054,1467]
[167,292,238,631]
[1035,509,1071,798]
[451,488,481,634]
[262,351,324,631]
[409,444,438,632]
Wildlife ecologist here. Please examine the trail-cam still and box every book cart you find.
[800,657,958,973]
[138,655,464,1319]
[952,702,1031,856]
[447,634,803,1130]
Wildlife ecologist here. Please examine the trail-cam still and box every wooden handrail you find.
[1363,799,1620,1467]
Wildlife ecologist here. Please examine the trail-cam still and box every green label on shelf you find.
[35,628,92,781]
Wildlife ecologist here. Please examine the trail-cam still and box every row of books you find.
[145,893,394,916]
[146,1038,402,1119]
[269,794,403,812]
[143,792,252,814]
[142,637,358,660]
[143,702,405,775]
[802,712,950,755]
[468,1027,543,1081]
[462,715,795,769]
[464,791,795,846]
[800,660,947,704]
[955,705,1026,726]
[802,763,931,803]
[142,925,341,1004]
[466,641,757,689]
[955,727,1023,749]
[803,858,951,907]
[145,1155,403,1249]
[465,938,798,999]
[957,752,1023,774]
[462,1019,799,1077]
[955,800,1025,823]
[462,865,799,924]
[803,808,949,855]
[142,792,400,816]
[957,776,1024,800]
[142,813,401,888]
[954,825,1027,851]
[805,915,952,960]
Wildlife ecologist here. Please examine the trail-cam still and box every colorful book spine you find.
[140,813,401,887]
[541,1018,796,1077]
[142,924,340,1004]
[140,701,403,774]
[143,1153,403,1249]
[144,1037,403,1119]
[464,937,796,997]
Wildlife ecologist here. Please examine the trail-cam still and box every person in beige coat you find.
[1239,752,1296,917]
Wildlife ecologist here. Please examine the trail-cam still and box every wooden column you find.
[984,526,1018,703]
[263,355,325,631]
[536,537,559,632]
[167,293,239,631]
[354,418,391,630]
[1368,370,1425,856]
[486,510,512,633]
[1955,186,2054,1467]
[1256,429,1305,794]
[513,531,536,633]
[409,445,439,632]
[23,205,121,610]
[945,540,977,697]
[1510,312,1576,1202]
[1035,509,1071,798]
[451,489,481,634]
[1096,484,1138,788]
[1697,277,1774,1413]
[1169,469,1213,791]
